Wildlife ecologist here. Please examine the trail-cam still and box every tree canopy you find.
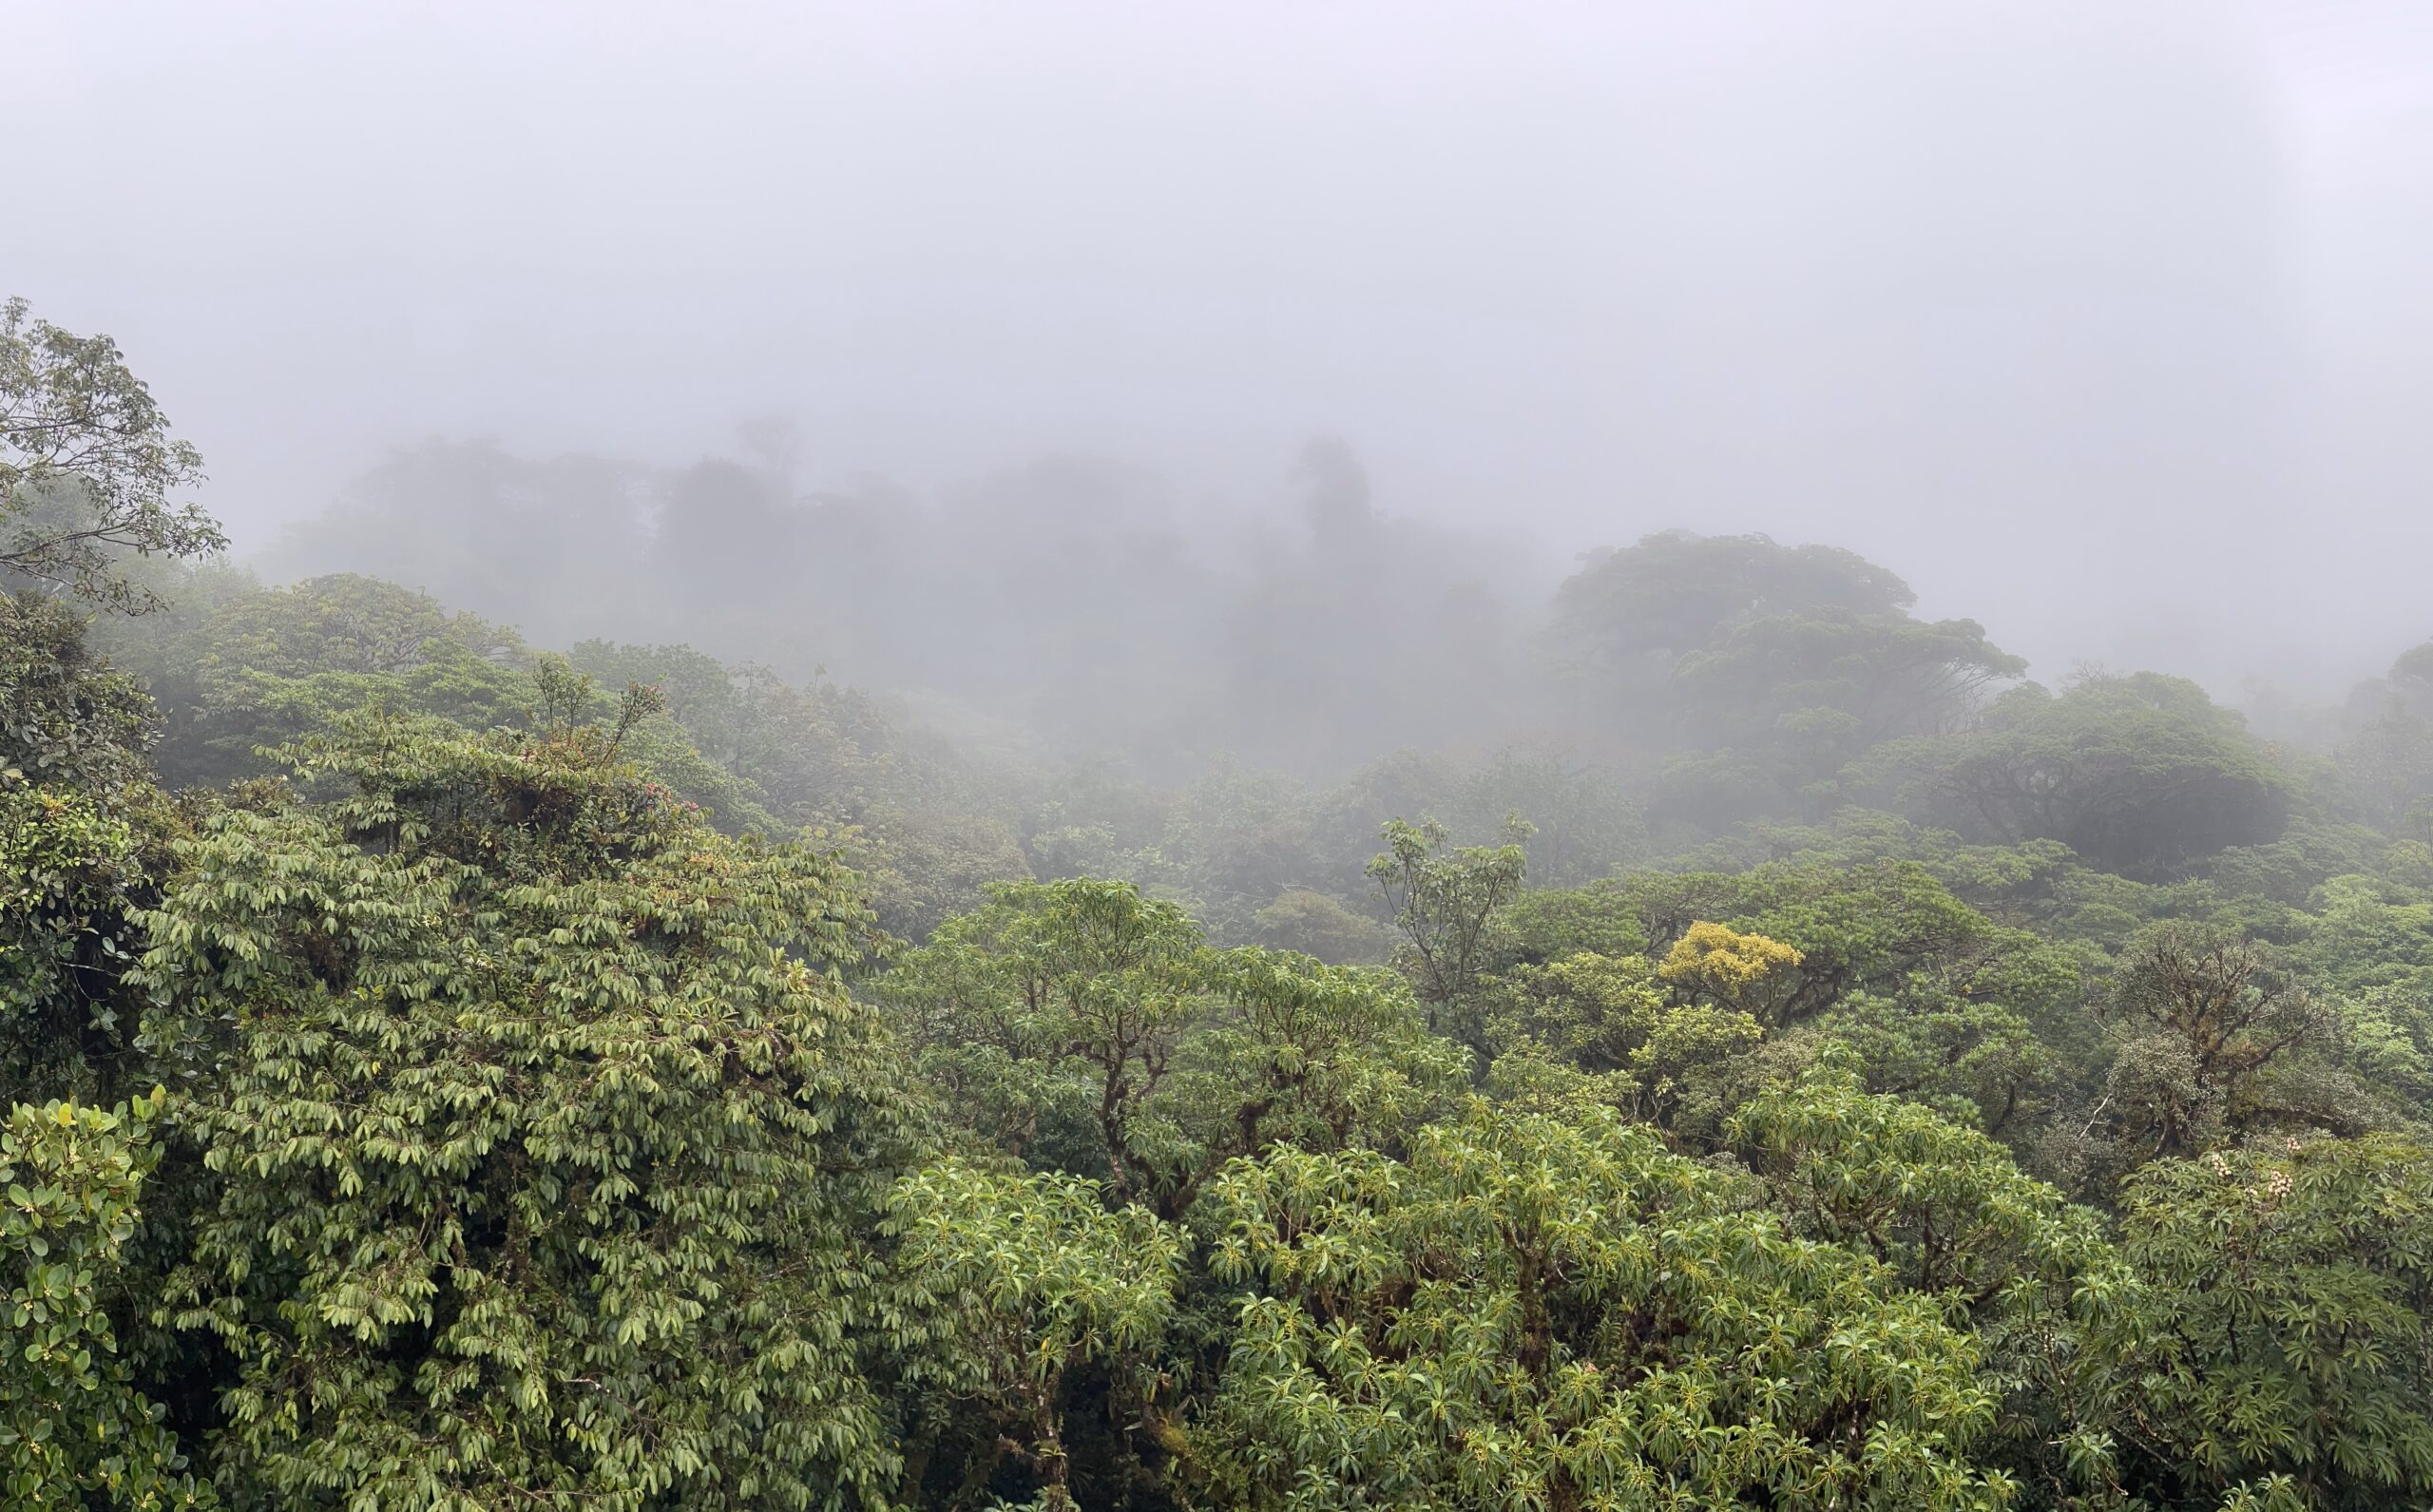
[7,312,2433,1512]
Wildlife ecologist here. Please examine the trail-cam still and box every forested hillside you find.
[9,300,2433,1512]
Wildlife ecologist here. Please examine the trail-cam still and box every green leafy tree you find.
[886,1161,1184,1511]
[883,879,1458,1220]
[2293,871,2433,1001]
[1475,923,1799,1135]
[2325,640,2433,840]
[137,705,912,1509]
[883,879,1206,1203]
[1730,1074,2138,1505]
[1676,611,2021,750]
[2333,706,2433,840]
[1148,757,1327,940]
[196,572,514,681]
[139,574,532,789]
[860,810,1035,943]
[0,1091,210,1510]
[1477,885,1652,974]
[1162,946,1463,1197]
[1369,814,1533,1045]
[1621,861,2056,1028]
[1482,947,1764,1131]
[1195,1101,2007,1511]
[2108,1136,2433,1512]
[134,580,804,839]
[0,595,182,1100]
[1,299,222,612]
[1619,862,2077,1136]
[565,638,1008,916]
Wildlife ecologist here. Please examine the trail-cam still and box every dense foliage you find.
[7,298,2433,1510]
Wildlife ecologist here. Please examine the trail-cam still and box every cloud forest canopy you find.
[8,302,2433,1512]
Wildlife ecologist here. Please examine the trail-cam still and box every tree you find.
[1247,888,1386,965]
[1194,1102,2006,1512]
[1467,923,1799,1136]
[881,879,1459,1220]
[1369,814,1532,1044]
[1676,611,2021,750]
[886,1161,1183,1511]
[883,879,1206,1204]
[2108,1136,2433,1512]
[562,639,929,839]
[1,299,221,612]
[1477,885,1652,974]
[1168,945,1462,1196]
[1546,532,1916,704]
[1659,609,2022,824]
[1656,920,1805,1022]
[1149,756,1326,938]
[136,704,912,1509]
[0,1091,210,1510]
[1623,860,2077,1034]
[1619,863,2079,1137]
[860,810,1034,944]
[195,572,513,681]
[156,573,535,789]
[0,595,181,1101]
[1482,948,1764,1131]
[1730,1074,2137,1506]
[2090,923,2359,1170]
[1863,673,2292,876]
[124,581,814,841]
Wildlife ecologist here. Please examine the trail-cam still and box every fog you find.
[10,0,2433,704]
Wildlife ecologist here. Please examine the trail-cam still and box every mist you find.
[10,0,2433,700]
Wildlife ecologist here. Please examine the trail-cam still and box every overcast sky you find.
[9,1,2432,691]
